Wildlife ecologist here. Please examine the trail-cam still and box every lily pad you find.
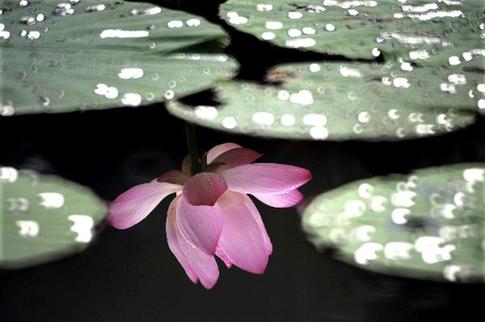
[0,0,237,116]
[220,0,483,63]
[302,163,485,283]
[0,166,106,269]
[167,60,479,141]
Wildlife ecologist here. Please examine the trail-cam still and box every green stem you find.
[185,122,201,175]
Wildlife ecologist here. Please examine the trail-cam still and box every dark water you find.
[1,1,484,321]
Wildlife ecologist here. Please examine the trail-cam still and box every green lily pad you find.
[0,166,106,269]
[302,163,485,283]
[167,60,479,140]
[220,0,483,63]
[0,0,237,116]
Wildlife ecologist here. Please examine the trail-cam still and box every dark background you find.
[1,1,484,321]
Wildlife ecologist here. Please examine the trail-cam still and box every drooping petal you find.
[165,196,198,284]
[221,163,312,195]
[243,194,273,255]
[212,147,262,169]
[176,196,223,254]
[109,182,181,229]
[206,143,241,164]
[177,233,220,289]
[217,191,270,274]
[252,189,303,208]
[167,196,220,289]
[215,246,233,268]
[157,170,188,185]
[183,172,227,206]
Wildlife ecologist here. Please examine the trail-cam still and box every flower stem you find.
[185,122,201,175]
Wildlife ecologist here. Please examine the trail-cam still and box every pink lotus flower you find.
[108,143,311,289]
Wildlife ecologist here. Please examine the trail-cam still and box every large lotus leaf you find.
[167,60,480,140]
[220,0,483,63]
[0,0,237,116]
[0,166,106,269]
[302,164,485,283]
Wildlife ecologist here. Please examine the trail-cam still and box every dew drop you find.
[310,126,329,140]
[54,3,74,16]
[20,16,36,25]
[358,112,370,123]
[252,112,274,125]
[309,63,321,72]
[261,31,275,40]
[26,30,41,40]
[347,9,359,16]
[222,117,237,129]
[478,99,485,110]
[118,68,144,80]
[86,4,105,12]
[195,106,218,120]
[286,38,316,48]
[302,27,316,35]
[121,93,142,106]
[265,21,283,30]
[371,47,381,57]
[288,12,303,19]
[448,56,461,66]
[164,90,175,100]
[288,29,302,38]
[186,19,201,27]
[40,96,50,107]
[167,20,184,29]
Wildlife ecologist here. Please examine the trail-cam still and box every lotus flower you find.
[108,143,311,289]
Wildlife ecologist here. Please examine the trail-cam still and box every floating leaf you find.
[0,0,237,116]
[302,164,485,283]
[167,60,479,140]
[0,166,106,269]
[220,0,483,62]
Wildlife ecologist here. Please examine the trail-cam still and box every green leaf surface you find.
[220,0,483,63]
[0,166,106,269]
[167,60,479,141]
[0,0,237,116]
[302,164,485,283]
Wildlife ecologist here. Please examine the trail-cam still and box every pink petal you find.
[221,163,312,195]
[177,233,220,289]
[217,191,270,274]
[165,196,198,283]
[109,182,181,229]
[176,196,223,254]
[243,194,273,255]
[167,196,220,289]
[212,147,262,169]
[157,170,188,185]
[183,173,227,206]
[215,246,233,268]
[206,143,241,164]
[252,189,303,208]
